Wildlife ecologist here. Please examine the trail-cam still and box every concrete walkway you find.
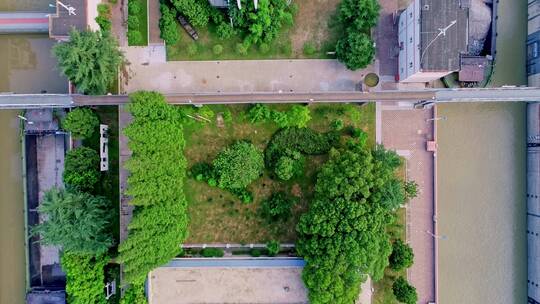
[120,46,376,94]
[377,102,436,304]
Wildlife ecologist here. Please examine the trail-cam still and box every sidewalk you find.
[377,102,435,304]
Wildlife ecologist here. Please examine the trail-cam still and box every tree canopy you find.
[61,252,108,304]
[389,239,414,271]
[296,138,405,303]
[213,141,264,190]
[33,188,113,255]
[63,146,100,192]
[392,277,418,304]
[336,31,375,71]
[62,107,100,139]
[159,4,180,45]
[53,29,123,95]
[118,91,188,284]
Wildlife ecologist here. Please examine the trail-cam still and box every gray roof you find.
[26,290,66,304]
[420,0,468,71]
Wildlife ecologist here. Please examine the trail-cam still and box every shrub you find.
[61,252,108,304]
[271,110,289,128]
[259,43,270,54]
[222,110,233,123]
[260,192,294,222]
[96,15,112,31]
[230,188,254,204]
[235,42,249,55]
[213,44,224,55]
[53,30,123,95]
[128,1,141,15]
[63,147,100,191]
[62,107,99,139]
[404,181,418,199]
[266,240,280,257]
[108,0,118,4]
[275,156,295,180]
[392,277,418,304]
[128,30,143,45]
[120,284,147,304]
[128,15,140,29]
[331,118,344,131]
[216,23,235,40]
[339,0,380,30]
[389,239,414,271]
[170,0,211,28]
[159,4,180,45]
[248,104,272,123]
[213,141,264,190]
[97,3,110,15]
[190,162,215,181]
[197,105,215,119]
[285,105,311,127]
[187,43,198,56]
[201,248,225,257]
[303,41,317,56]
[33,188,113,255]
[349,126,364,138]
[336,31,375,71]
[250,248,261,257]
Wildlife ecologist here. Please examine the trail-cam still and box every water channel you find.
[0,1,66,303]
[436,0,528,303]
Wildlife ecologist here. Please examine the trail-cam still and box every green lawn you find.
[83,106,120,247]
[166,0,342,60]
[128,0,148,46]
[183,103,375,243]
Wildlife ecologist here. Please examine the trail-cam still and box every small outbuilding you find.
[459,56,488,82]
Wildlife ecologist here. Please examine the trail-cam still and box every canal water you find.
[436,0,528,303]
[0,1,67,303]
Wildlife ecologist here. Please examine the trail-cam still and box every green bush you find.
[404,180,418,199]
[190,162,215,181]
[63,146,100,191]
[331,118,344,131]
[389,239,414,271]
[97,3,110,15]
[201,247,225,257]
[260,192,294,222]
[285,105,311,128]
[213,141,264,190]
[120,284,147,304]
[259,43,270,54]
[187,43,198,56]
[336,31,375,71]
[392,277,418,304]
[62,107,99,139]
[128,1,141,15]
[159,4,180,45]
[108,0,118,4]
[128,30,143,45]
[248,104,272,123]
[235,42,249,55]
[33,188,113,255]
[275,156,295,181]
[303,41,317,56]
[339,0,380,30]
[96,15,112,31]
[61,252,108,304]
[213,44,224,55]
[230,188,254,204]
[216,22,235,40]
[197,105,215,119]
[266,240,280,257]
[222,110,233,123]
[170,0,211,28]
[128,15,140,29]
[250,248,261,257]
[118,91,188,284]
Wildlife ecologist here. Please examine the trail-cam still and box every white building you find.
[398,0,469,82]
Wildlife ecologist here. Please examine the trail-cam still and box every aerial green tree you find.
[389,239,414,271]
[266,240,280,257]
[285,105,311,128]
[62,107,100,139]
[275,156,295,180]
[392,277,418,304]
[336,31,375,70]
[339,0,380,30]
[297,136,404,303]
[118,91,189,284]
[61,252,108,304]
[213,141,264,190]
[159,4,180,45]
[171,0,212,27]
[248,104,272,123]
[53,29,123,95]
[33,188,113,255]
[260,191,294,222]
[63,146,100,192]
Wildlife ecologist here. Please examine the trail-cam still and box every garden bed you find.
[166,0,342,60]
[183,103,375,243]
[127,0,148,46]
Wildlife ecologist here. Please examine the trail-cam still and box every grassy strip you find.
[128,0,148,46]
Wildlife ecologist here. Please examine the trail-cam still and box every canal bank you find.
[436,0,528,303]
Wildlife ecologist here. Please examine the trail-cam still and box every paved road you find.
[378,102,436,304]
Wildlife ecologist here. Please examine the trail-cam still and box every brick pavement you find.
[378,103,435,304]
[111,0,127,47]
[148,0,163,45]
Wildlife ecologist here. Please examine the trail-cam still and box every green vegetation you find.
[33,188,114,255]
[404,180,419,199]
[61,252,109,304]
[260,192,295,222]
[62,107,100,139]
[53,30,123,95]
[389,239,414,272]
[63,147,100,192]
[127,0,148,46]
[266,240,280,256]
[248,104,311,128]
[159,4,180,45]
[335,0,379,70]
[96,3,112,32]
[392,277,418,304]
[201,247,225,257]
[120,284,147,304]
[213,141,264,190]
[296,140,406,303]
[118,92,188,284]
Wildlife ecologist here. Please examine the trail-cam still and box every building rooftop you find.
[459,56,488,82]
[420,0,468,72]
[49,0,87,39]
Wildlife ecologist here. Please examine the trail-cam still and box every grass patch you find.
[83,106,120,247]
[166,0,342,60]
[183,103,375,243]
[128,0,148,46]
